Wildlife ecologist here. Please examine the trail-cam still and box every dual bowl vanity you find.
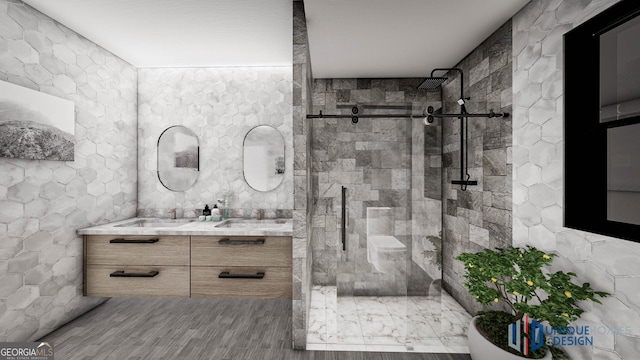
[78,123,294,301]
[77,218,293,300]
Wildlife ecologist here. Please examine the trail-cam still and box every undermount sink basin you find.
[115,219,194,228]
[214,219,291,229]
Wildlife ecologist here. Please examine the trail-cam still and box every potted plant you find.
[456,246,609,360]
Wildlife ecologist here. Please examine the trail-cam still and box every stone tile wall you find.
[292,0,313,349]
[136,67,293,216]
[513,1,640,359]
[310,79,442,296]
[440,20,514,315]
[0,0,137,341]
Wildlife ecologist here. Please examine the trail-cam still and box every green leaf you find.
[456,245,610,329]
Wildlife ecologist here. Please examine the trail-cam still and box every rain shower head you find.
[417,77,448,90]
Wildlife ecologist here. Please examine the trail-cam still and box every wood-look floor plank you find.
[41,297,471,360]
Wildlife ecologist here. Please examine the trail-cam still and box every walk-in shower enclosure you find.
[307,91,445,350]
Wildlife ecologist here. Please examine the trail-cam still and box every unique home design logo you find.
[508,315,545,356]
[507,315,622,355]
[0,342,54,360]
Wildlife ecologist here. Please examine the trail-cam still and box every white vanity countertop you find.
[77,218,294,236]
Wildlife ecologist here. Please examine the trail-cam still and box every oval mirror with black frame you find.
[157,125,199,191]
[243,125,285,192]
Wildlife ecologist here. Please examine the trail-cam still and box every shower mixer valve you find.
[351,106,359,124]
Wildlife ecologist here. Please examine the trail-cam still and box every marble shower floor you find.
[307,286,473,354]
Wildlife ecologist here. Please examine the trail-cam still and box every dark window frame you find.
[564,0,640,243]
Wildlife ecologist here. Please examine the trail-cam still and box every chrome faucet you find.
[168,208,176,219]
[255,209,262,220]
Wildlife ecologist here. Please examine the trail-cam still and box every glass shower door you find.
[308,103,443,352]
[332,114,412,350]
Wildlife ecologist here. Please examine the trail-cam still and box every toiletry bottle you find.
[203,205,211,216]
[211,204,220,216]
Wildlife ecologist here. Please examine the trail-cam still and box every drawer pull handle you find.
[218,271,265,279]
[109,238,159,244]
[110,270,159,278]
[218,238,265,245]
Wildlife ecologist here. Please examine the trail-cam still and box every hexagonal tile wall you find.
[0,0,137,342]
[137,67,293,216]
[513,1,640,359]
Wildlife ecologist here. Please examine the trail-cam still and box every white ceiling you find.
[22,0,530,78]
[304,0,531,78]
[22,0,293,68]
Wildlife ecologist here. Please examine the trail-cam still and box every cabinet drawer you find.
[191,236,291,267]
[85,265,189,298]
[85,235,189,266]
[191,266,291,299]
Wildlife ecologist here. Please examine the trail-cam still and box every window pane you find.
[600,15,640,123]
[607,123,640,225]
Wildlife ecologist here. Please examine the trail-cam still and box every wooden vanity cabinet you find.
[83,235,190,298]
[83,234,292,300]
[191,236,292,300]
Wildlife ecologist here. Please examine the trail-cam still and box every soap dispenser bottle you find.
[211,204,220,216]
[203,205,211,216]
